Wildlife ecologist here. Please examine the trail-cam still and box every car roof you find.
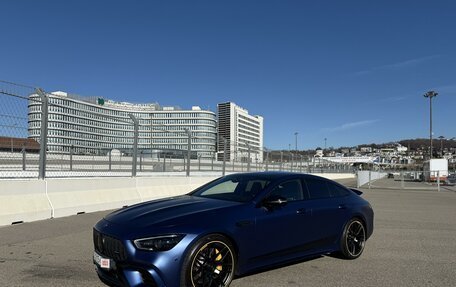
[224,172,347,186]
[225,171,315,181]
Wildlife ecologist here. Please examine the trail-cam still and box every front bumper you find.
[95,263,164,287]
[93,220,198,287]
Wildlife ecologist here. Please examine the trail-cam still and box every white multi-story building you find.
[28,91,217,158]
[217,102,264,163]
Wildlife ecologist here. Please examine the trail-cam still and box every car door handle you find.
[236,220,253,227]
[296,208,309,215]
[338,204,347,210]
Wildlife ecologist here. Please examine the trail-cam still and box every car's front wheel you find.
[340,218,366,259]
[181,234,236,287]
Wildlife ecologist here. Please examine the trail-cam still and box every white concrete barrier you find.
[0,180,51,226]
[312,173,356,180]
[0,172,355,226]
[136,176,217,202]
[46,177,141,218]
[357,171,387,187]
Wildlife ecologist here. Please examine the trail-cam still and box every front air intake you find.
[93,229,127,261]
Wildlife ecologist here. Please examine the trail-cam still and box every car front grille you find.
[93,229,127,261]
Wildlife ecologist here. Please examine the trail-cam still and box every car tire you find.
[339,218,366,259]
[180,234,236,287]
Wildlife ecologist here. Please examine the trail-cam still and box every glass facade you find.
[28,93,217,158]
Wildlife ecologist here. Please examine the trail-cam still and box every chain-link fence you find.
[0,81,356,179]
[0,81,39,178]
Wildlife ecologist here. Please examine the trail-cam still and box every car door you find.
[304,177,350,244]
[249,178,314,263]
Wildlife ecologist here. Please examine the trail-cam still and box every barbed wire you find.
[0,90,32,101]
[0,123,28,130]
[0,79,36,89]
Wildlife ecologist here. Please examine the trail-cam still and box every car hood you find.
[104,195,241,228]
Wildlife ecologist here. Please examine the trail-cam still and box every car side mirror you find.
[263,195,288,209]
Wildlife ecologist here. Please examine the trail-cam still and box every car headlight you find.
[133,234,185,251]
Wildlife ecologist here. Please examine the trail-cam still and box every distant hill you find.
[268,138,455,156]
[346,138,456,151]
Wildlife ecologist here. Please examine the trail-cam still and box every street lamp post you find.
[424,91,438,159]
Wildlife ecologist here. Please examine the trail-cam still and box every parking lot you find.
[1,179,455,287]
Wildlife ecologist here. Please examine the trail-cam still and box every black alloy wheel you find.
[340,218,366,259]
[181,234,236,287]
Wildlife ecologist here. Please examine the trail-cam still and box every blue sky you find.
[1,0,455,150]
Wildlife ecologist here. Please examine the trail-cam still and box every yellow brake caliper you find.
[214,248,223,274]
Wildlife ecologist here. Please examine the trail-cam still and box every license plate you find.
[93,251,111,269]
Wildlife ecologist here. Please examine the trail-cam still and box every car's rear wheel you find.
[340,218,366,259]
[181,234,236,287]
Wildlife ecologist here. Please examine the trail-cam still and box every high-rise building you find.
[217,102,264,163]
[28,91,217,158]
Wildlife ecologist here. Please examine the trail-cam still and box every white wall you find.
[0,176,218,226]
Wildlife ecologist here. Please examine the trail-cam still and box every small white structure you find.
[396,144,408,153]
[315,149,324,157]
[423,159,448,181]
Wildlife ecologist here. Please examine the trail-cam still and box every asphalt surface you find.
[1,179,455,287]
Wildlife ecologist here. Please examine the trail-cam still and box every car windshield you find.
[191,175,272,202]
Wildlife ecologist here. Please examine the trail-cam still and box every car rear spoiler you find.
[349,188,363,196]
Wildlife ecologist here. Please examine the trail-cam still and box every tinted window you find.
[269,179,303,202]
[200,180,239,196]
[245,180,269,193]
[305,178,331,199]
[193,176,271,202]
[327,182,350,197]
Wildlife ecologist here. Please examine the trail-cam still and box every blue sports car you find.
[93,172,374,287]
